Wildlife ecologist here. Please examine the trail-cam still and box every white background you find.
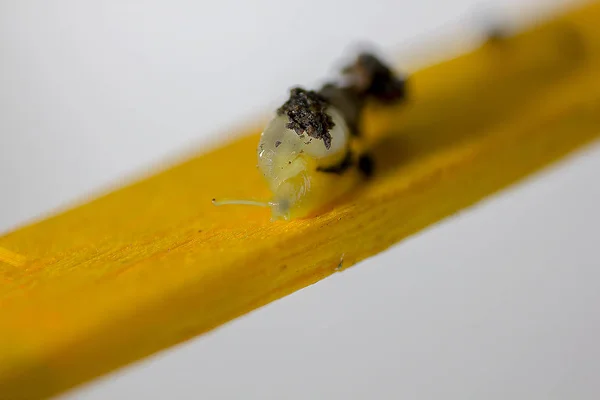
[1,0,599,399]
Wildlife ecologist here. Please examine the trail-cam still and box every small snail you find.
[214,52,407,220]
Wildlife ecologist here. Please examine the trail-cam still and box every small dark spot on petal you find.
[275,140,281,147]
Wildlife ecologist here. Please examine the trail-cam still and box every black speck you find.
[275,140,281,147]
[358,154,375,177]
[486,26,507,44]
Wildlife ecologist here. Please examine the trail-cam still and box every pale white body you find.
[255,106,352,220]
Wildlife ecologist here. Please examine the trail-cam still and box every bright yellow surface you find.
[2,3,600,399]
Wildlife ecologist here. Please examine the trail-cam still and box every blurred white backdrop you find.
[1,0,598,399]
[0,0,582,231]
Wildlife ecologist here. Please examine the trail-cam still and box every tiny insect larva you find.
[213,51,407,220]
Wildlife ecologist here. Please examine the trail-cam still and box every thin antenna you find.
[212,198,275,208]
